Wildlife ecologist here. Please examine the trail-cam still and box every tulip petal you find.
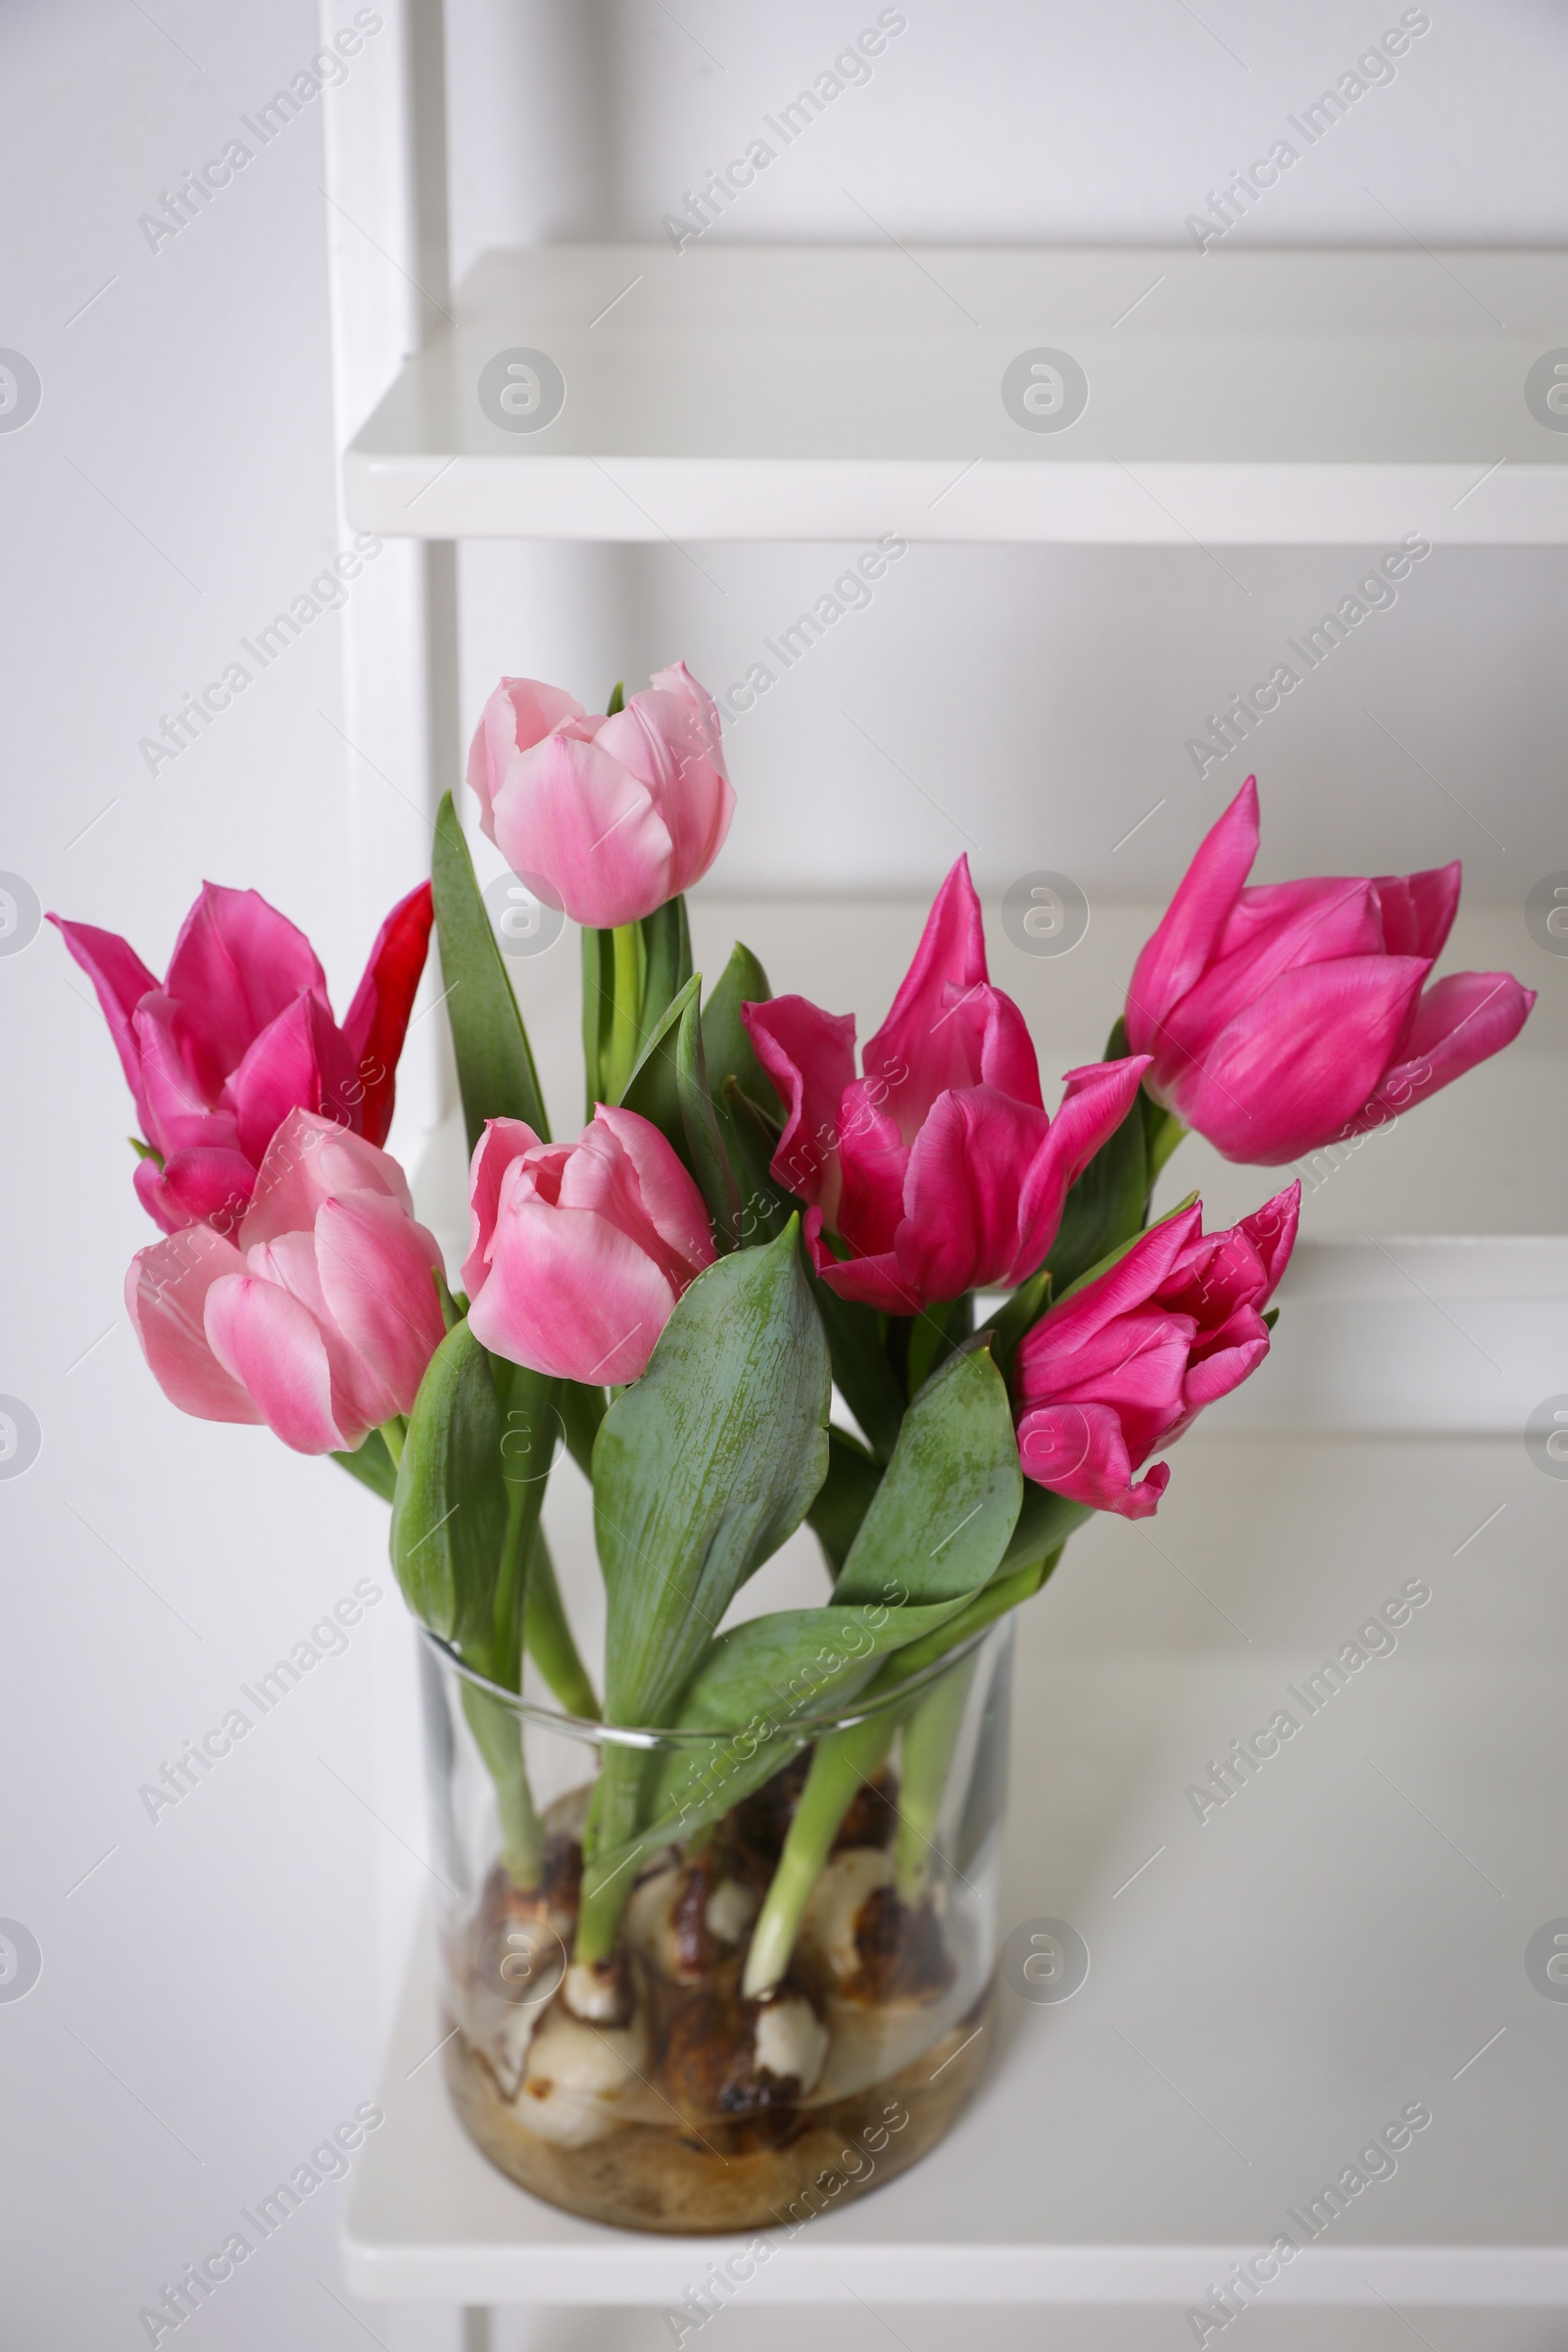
[1346,970,1536,1134]
[1170,876,1384,1066]
[463,1117,545,1298]
[223,998,362,1168]
[125,1228,263,1424]
[340,881,435,1146]
[594,1103,716,1272]
[1013,1056,1150,1279]
[1373,861,1461,961]
[466,678,585,834]
[147,1146,258,1237]
[133,996,225,1151]
[313,1193,446,1422]
[1016,1214,1201,1400]
[48,915,158,1127]
[835,1081,910,1259]
[204,1272,356,1452]
[603,676,734,899]
[742,996,858,1222]
[1235,1179,1300,1299]
[1167,955,1428,1163]
[862,858,991,1124]
[894,1085,1055,1301]
[1126,777,1258,1056]
[242,1109,415,1247]
[492,727,674,930]
[467,1199,680,1384]
[163,882,326,1078]
[1017,1400,1170,1518]
[810,1241,925,1316]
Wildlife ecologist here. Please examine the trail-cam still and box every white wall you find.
[2,4,1564,2348]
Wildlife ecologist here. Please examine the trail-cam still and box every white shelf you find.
[342,1415,1568,2313]
[343,244,1568,545]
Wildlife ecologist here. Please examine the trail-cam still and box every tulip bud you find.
[124,1111,446,1454]
[1013,1185,1299,1518]
[743,858,1149,1312]
[1127,778,1534,1164]
[51,881,432,1233]
[466,663,735,929]
[463,1106,716,1385]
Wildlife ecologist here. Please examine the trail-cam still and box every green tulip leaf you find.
[806,1424,883,1575]
[594,1215,831,1733]
[676,988,743,1250]
[618,968,701,1141]
[390,1319,509,1655]
[832,1341,1023,1610]
[432,792,550,1151]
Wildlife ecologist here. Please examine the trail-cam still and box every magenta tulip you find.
[125,1110,446,1454]
[464,1106,716,1385]
[742,858,1149,1314]
[1126,778,1535,1164]
[1014,1183,1299,1519]
[52,880,433,1235]
[466,662,734,929]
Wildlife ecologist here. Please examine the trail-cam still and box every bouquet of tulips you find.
[58,663,1534,2205]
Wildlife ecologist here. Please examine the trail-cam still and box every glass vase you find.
[418,1610,1013,2235]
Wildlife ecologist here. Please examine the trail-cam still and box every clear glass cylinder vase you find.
[418,1610,1014,2234]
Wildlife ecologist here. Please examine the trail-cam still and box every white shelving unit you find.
[318,8,1568,2342]
[345,242,1568,546]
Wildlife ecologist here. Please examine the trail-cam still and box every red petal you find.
[341,881,435,1146]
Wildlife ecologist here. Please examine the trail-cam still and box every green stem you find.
[462,1682,546,1889]
[743,1712,896,1997]
[379,1415,405,1467]
[573,1744,649,1962]
[892,1658,975,1904]
[742,1556,1067,1995]
[523,1529,600,1719]
[491,1476,531,1683]
[604,922,643,1102]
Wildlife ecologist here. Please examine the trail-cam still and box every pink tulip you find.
[463,1106,716,1384]
[466,662,734,929]
[1014,1184,1299,1519]
[742,858,1149,1314]
[125,1110,446,1454]
[52,881,433,1235]
[1126,778,1535,1164]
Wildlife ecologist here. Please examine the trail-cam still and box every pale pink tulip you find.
[463,1106,715,1384]
[466,662,734,928]
[125,1111,445,1453]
